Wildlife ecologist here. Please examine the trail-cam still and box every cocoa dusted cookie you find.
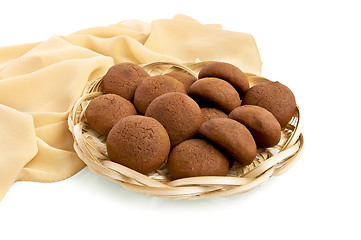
[102,62,149,100]
[165,70,197,92]
[145,92,203,147]
[229,105,281,147]
[167,139,229,179]
[85,94,137,135]
[189,77,241,113]
[242,81,296,127]
[134,75,187,115]
[199,118,257,165]
[106,115,170,174]
[198,61,250,95]
[201,108,228,123]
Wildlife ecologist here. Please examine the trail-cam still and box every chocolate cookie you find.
[134,75,187,115]
[165,69,197,92]
[242,81,296,127]
[201,108,228,123]
[229,105,281,147]
[189,77,241,113]
[145,92,203,147]
[199,118,257,165]
[106,115,170,174]
[85,94,137,135]
[167,139,229,179]
[102,62,149,100]
[198,61,249,95]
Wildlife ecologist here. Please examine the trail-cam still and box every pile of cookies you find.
[85,62,296,180]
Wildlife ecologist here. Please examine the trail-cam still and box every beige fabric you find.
[0,14,262,200]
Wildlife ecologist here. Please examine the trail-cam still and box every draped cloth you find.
[0,14,262,200]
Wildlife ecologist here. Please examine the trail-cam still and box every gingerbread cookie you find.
[229,105,281,147]
[242,81,296,127]
[85,94,137,135]
[201,108,228,123]
[167,139,229,179]
[145,92,203,147]
[199,118,257,165]
[102,62,149,100]
[198,61,249,95]
[189,77,241,113]
[134,75,187,115]
[165,69,197,92]
[106,115,170,174]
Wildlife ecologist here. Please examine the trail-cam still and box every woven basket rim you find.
[68,61,304,200]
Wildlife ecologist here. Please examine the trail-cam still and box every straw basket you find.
[68,61,304,200]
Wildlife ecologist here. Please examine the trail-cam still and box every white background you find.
[1,1,360,239]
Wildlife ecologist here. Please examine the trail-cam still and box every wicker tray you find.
[68,61,304,200]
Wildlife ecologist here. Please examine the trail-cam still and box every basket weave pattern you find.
[68,61,304,200]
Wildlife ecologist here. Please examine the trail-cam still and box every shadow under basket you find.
[68,61,304,200]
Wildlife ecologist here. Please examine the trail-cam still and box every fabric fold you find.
[0,105,38,200]
[144,17,262,74]
[16,138,84,182]
[0,35,113,200]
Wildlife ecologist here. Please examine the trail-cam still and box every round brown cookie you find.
[167,139,229,179]
[106,115,170,174]
[145,92,203,148]
[165,70,197,92]
[134,75,187,115]
[229,105,281,147]
[85,94,137,135]
[102,62,149,100]
[188,77,241,113]
[199,118,257,165]
[198,61,250,95]
[201,108,228,123]
[242,81,296,127]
